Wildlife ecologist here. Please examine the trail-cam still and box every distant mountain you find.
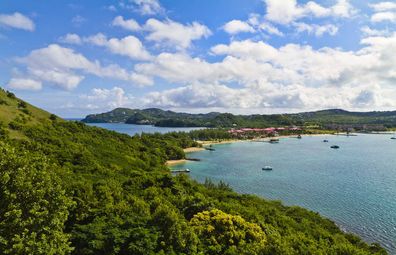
[81,107,396,128]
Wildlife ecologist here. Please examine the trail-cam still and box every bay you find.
[171,134,396,254]
[86,122,205,136]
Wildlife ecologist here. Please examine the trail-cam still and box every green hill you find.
[0,89,55,139]
[82,107,396,128]
[0,88,387,254]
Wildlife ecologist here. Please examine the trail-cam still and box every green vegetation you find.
[0,88,387,254]
[82,107,396,128]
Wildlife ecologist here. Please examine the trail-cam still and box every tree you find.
[190,209,267,255]
[0,142,74,255]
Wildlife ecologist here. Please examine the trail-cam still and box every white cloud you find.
[221,14,284,37]
[361,26,390,37]
[11,44,152,90]
[0,12,35,31]
[223,20,255,35]
[7,78,42,91]
[369,2,396,23]
[85,33,152,60]
[294,22,339,36]
[257,21,284,36]
[133,34,396,111]
[134,0,163,15]
[112,16,141,31]
[371,11,396,22]
[58,32,152,61]
[264,0,355,24]
[59,33,82,44]
[144,18,212,49]
[369,2,396,12]
[122,0,164,15]
[82,87,131,109]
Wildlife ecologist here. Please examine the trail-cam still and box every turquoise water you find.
[86,123,204,136]
[172,134,396,253]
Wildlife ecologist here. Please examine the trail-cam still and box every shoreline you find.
[166,134,333,166]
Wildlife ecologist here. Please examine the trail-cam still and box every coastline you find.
[166,134,332,166]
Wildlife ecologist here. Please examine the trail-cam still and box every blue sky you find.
[1,0,396,117]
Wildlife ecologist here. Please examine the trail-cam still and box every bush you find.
[6,91,15,99]
[18,101,27,108]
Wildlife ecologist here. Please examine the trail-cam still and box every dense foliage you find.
[0,89,388,254]
[82,107,396,128]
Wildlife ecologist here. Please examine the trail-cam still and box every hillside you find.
[82,107,396,128]
[0,88,387,254]
[0,89,55,138]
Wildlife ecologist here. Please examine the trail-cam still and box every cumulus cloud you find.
[294,22,339,36]
[130,0,164,15]
[222,14,283,37]
[59,33,82,44]
[370,2,396,23]
[133,33,396,111]
[112,16,141,31]
[223,20,255,35]
[85,33,152,60]
[144,18,212,49]
[264,0,355,24]
[7,78,42,91]
[81,87,132,110]
[369,2,396,12]
[11,44,152,90]
[0,12,35,31]
[361,26,391,37]
[371,11,396,23]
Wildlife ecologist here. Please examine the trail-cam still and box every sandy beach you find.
[166,159,188,166]
[183,147,205,153]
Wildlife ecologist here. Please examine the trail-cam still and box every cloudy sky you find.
[1,0,396,117]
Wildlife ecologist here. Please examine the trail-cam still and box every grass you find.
[0,88,55,139]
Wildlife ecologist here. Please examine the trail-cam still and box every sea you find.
[82,121,396,254]
[171,134,396,254]
[86,122,205,135]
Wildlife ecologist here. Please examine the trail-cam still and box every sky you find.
[1,0,396,117]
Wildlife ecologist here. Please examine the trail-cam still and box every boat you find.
[269,138,279,143]
[205,147,216,151]
[391,137,396,140]
[262,166,273,171]
[297,135,302,139]
[171,169,190,173]
[323,139,329,142]
[330,145,340,149]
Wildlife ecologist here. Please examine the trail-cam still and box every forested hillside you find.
[0,88,387,254]
[82,107,396,128]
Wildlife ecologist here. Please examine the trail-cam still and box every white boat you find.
[262,166,273,171]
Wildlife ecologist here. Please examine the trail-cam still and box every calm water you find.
[86,123,205,136]
[172,134,396,253]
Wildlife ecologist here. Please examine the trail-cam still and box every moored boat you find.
[330,145,340,149]
[262,166,273,171]
[171,169,191,173]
